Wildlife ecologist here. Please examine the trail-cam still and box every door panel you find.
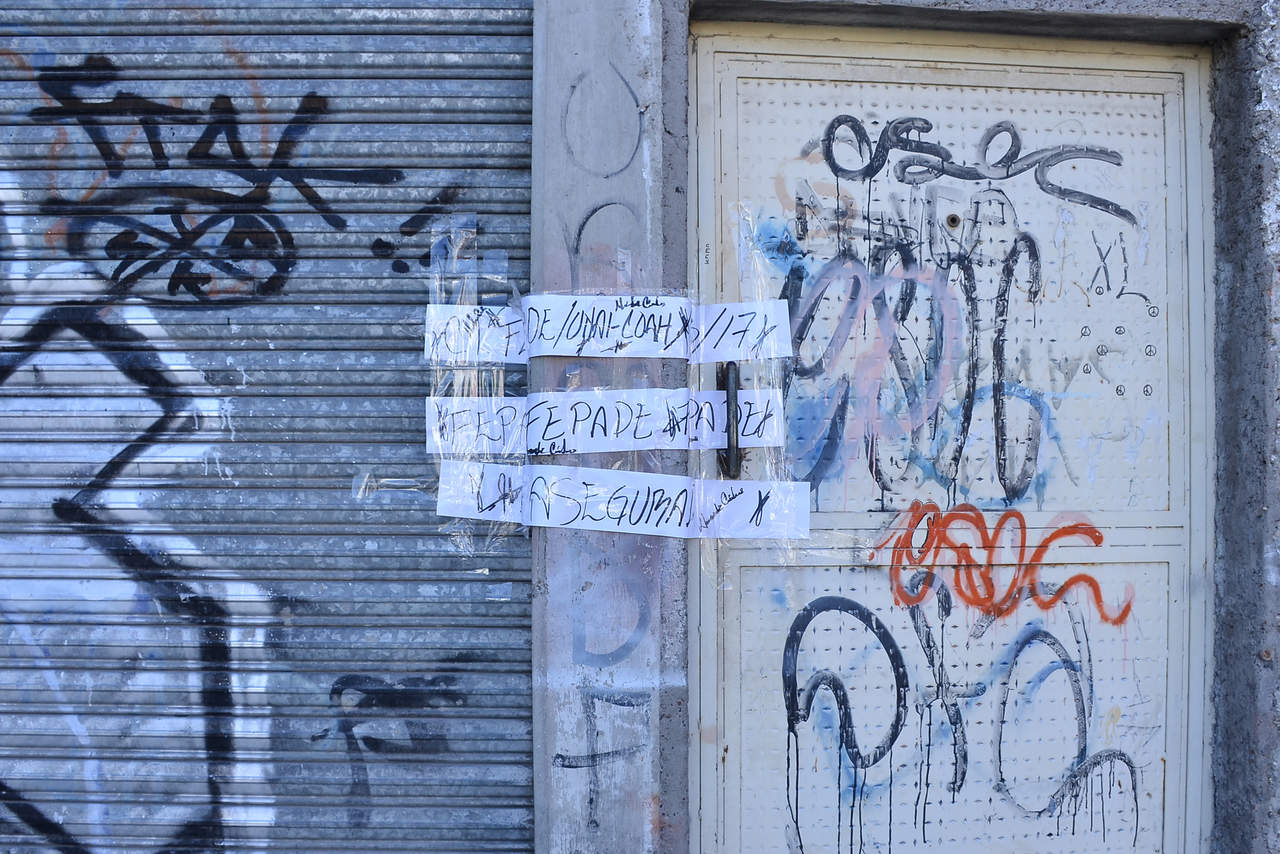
[692,28,1211,854]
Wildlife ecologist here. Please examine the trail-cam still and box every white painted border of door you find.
[686,23,1214,854]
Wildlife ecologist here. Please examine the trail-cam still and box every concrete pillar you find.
[530,0,690,851]
[1212,3,1280,851]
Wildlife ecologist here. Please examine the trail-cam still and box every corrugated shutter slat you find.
[0,2,533,850]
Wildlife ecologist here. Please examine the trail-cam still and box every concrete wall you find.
[692,0,1249,41]
[532,0,1280,852]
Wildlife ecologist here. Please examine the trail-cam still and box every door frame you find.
[687,23,1214,853]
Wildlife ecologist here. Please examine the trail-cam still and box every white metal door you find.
[690,26,1212,854]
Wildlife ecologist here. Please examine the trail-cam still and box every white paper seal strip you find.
[687,299,793,363]
[425,387,784,456]
[523,294,692,359]
[424,303,527,364]
[437,459,526,525]
[523,387,783,454]
[522,295,793,363]
[424,297,793,364]
[425,396,527,457]
[693,478,809,540]
[436,460,810,540]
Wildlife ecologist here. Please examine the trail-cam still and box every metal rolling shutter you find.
[0,2,532,851]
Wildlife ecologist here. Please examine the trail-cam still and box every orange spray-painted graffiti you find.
[871,500,1134,625]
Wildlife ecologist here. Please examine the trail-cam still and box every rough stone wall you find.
[1212,3,1280,852]
[693,0,1251,41]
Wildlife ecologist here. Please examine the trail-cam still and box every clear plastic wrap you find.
[687,206,812,550]
[428,223,810,544]
[417,213,527,556]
